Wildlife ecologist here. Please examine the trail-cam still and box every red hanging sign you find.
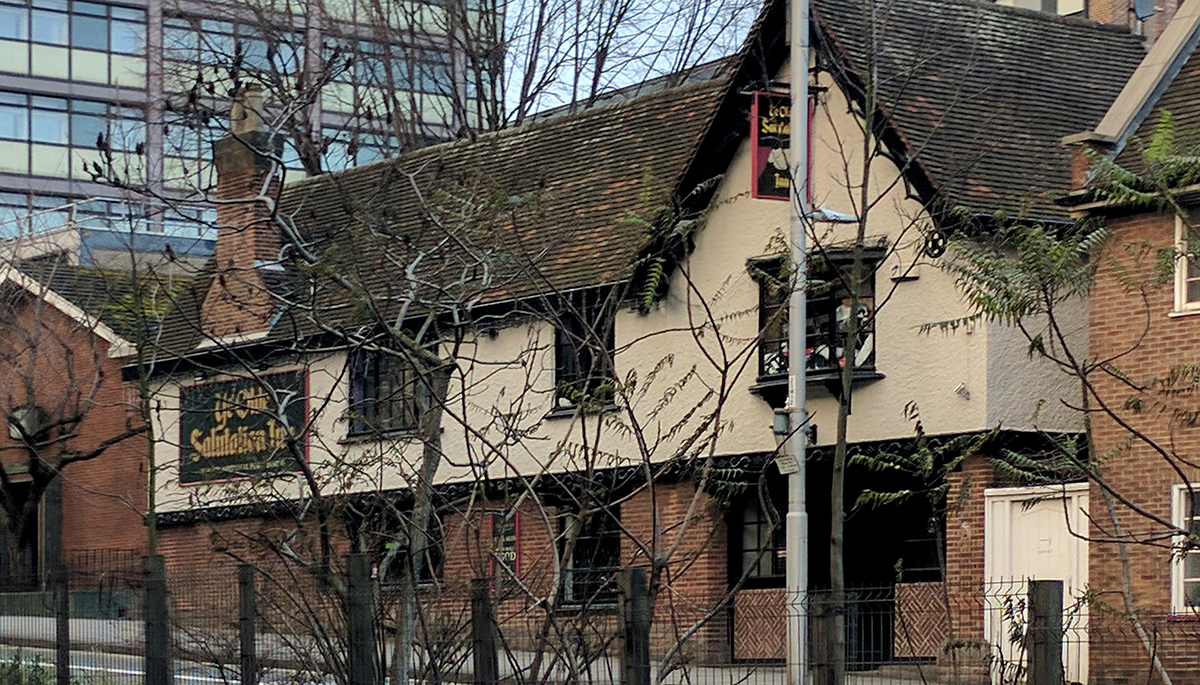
[751,91,791,200]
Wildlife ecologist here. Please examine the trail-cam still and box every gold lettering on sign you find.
[760,104,791,136]
[188,384,294,462]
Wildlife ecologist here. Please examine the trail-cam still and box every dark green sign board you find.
[179,371,307,484]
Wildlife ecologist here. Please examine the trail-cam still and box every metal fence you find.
[0,556,1195,685]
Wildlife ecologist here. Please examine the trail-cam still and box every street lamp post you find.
[784,1,810,685]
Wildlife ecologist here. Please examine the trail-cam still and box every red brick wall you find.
[1089,210,1200,683]
[944,455,991,636]
[941,455,995,676]
[1088,0,1180,44]
[0,296,148,574]
[156,481,735,664]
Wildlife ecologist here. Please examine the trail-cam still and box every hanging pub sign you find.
[751,91,791,200]
[179,371,307,484]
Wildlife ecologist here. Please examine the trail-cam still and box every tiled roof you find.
[151,0,1148,358]
[813,0,1145,220]
[154,79,725,354]
[14,260,194,342]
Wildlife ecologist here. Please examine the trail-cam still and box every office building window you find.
[0,0,145,85]
[0,92,143,181]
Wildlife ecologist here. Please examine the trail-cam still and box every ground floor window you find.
[562,507,621,605]
[732,487,785,588]
[490,511,519,594]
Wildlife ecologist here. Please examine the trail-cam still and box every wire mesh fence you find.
[0,555,1196,685]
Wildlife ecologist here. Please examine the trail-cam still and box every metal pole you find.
[238,564,258,685]
[786,1,810,685]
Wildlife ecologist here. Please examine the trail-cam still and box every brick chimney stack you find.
[1087,0,1182,45]
[202,85,286,340]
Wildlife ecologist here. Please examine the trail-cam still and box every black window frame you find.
[553,289,616,411]
[489,511,519,594]
[377,513,444,588]
[348,346,423,437]
[560,506,622,607]
[754,248,881,383]
[731,486,785,589]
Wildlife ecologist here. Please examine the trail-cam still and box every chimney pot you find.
[230,85,266,135]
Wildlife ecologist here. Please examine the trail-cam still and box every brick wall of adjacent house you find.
[1088,0,1180,44]
[942,454,994,675]
[1088,209,1200,683]
[0,296,148,582]
[59,353,148,561]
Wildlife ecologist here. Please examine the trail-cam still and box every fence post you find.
[44,475,68,685]
[53,564,68,685]
[471,578,498,685]
[618,568,650,685]
[810,593,830,685]
[347,553,378,685]
[1027,580,1063,685]
[145,554,173,685]
[239,564,258,685]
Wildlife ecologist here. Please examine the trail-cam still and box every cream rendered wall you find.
[802,70,990,444]
[150,66,1085,512]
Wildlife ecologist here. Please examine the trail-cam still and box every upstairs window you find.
[349,347,421,436]
[756,249,879,382]
[1172,485,1200,612]
[554,290,615,411]
[1176,214,1200,313]
[562,507,621,605]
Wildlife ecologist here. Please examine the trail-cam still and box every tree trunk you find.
[391,362,452,685]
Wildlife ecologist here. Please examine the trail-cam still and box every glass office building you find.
[0,0,494,246]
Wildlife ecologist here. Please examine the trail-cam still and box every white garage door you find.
[984,483,1089,685]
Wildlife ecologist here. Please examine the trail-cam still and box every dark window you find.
[756,251,878,381]
[898,533,941,583]
[379,514,443,586]
[733,489,785,588]
[349,348,421,435]
[554,290,615,410]
[490,512,518,593]
[562,507,621,605]
[417,515,444,584]
[0,482,38,592]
